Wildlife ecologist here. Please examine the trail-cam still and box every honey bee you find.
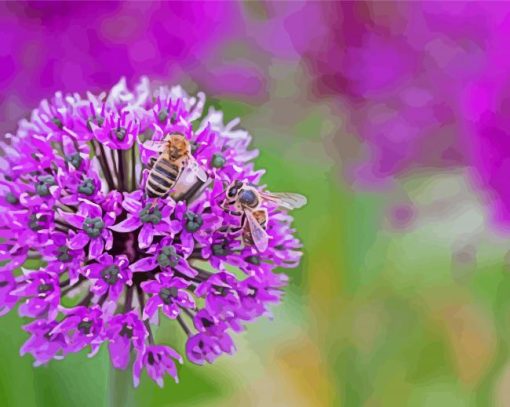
[222,180,307,252]
[142,133,208,199]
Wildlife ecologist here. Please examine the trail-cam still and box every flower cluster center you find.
[101,265,120,285]
[157,246,179,268]
[140,204,162,225]
[159,287,178,304]
[36,175,56,197]
[83,217,104,238]
[78,178,95,196]
[184,211,203,232]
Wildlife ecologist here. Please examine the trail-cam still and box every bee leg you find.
[223,209,242,216]
[227,213,245,233]
[220,199,237,209]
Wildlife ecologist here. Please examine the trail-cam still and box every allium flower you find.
[0,78,304,387]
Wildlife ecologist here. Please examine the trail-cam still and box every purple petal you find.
[104,230,113,250]
[69,232,89,250]
[162,304,179,319]
[122,193,143,213]
[79,200,102,217]
[138,225,153,250]
[176,291,195,309]
[110,216,142,233]
[91,280,108,297]
[141,280,160,294]
[143,296,161,320]
[180,231,194,253]
[84,263,103,278]
[130,256,158,272]
[169,220,182,235]
[109,339,131,370]
[59,211,85,229]
[89,238,104,259]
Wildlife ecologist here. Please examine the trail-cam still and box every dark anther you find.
[0,281,8,288]
[201,317,214,328]
[184,211,203,232]
[6,192,18,205]
[78,178,96,196]
[159,287,178,305]
[148,351,156,365]
[37,283,53,294]
[35,175,56,197]
[139,204,162,225]
[190,142,198,154]
[158,109,169,123]
[86,115,105,131]
[157,246,180,268]
[65,153,82,169]
[78,320,93,334]
[113,127,127,141]
[57,246,72,263]
[51,117,63,129]
[245,255,261,265]
[83,217,105,238]
[29,214,44,231]
[101,265,120,285]
[211,153,226,169]
[120,324,133,338]
[212,241,228,257]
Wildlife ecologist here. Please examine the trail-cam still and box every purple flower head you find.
[133,345,183,388]
[141,274,195,322]
[110,190,175,250]
[0,78,305,387]
[0,268,17,316]
[186,328,236,366]
[60,200,115,259]
[84,254,132,302]
[12,270,60,320]
[20,319,66,367]
[106,312,147,370]
[51,306,104,355]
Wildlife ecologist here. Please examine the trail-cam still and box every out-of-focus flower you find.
[0,78,303,387]
[462,11,510,230]
[0,2,270,137]
[284,2,510,186]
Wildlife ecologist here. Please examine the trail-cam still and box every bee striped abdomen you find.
[146,158,182,198]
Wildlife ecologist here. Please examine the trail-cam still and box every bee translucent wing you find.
[246,210,269,252]
[142,140,166,153]
[187,156,209,182]
[260,192,307,210]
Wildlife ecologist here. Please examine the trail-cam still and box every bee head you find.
[238,187,259,208]
[168,134,190,159]
[227,180,244,199]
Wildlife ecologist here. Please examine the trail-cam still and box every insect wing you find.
[246,210,269,252]
[187,156,208,182]
[261,192,307,209]
[142,140,166,153]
